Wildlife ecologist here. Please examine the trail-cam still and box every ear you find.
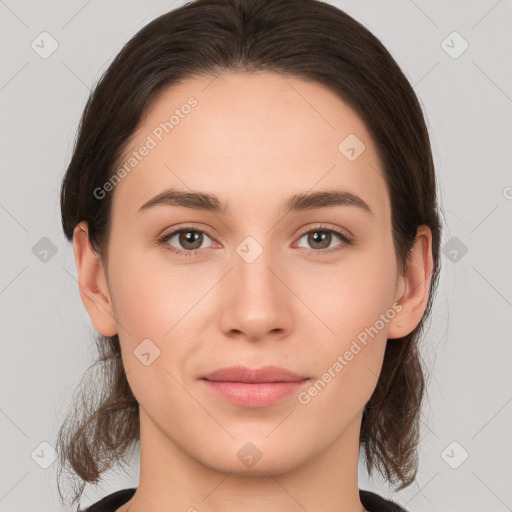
[387,225,434,339]
[72,221,117,337]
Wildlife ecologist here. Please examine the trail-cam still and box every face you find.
[77,71,415,476]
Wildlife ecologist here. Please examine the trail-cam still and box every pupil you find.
[310,230,330,249]
[181,230,201,249]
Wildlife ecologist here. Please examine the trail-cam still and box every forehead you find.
[111,71,389,222]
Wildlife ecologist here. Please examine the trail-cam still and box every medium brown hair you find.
[57,0,442,507]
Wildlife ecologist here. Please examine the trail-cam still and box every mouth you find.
[200,365,310,407]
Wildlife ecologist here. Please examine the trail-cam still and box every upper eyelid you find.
[296,224,350,238]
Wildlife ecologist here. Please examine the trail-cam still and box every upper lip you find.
[202,365,309,383]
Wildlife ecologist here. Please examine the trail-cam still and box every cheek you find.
[108,257,197,413]
[110,274,168,339]
[297,277,391,418]
[107,247,204,340]
[300,247,398,344]
[107,250,207,386]
[296,243,397,399]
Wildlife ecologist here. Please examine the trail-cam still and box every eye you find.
[295,225,352,254]
[158,226,216,258]
[157,224,352,258]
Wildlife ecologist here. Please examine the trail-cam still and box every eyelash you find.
[157,224,353,259]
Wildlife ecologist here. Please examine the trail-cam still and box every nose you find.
[218,238,293,342]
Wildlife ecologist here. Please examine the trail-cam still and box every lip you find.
[202,365,308,383]
[201,365,310,407]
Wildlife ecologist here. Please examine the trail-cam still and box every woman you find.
[56,0,442,511]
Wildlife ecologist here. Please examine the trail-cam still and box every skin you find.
[73,71,433,512]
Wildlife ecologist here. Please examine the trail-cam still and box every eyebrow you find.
[138,188,374,217]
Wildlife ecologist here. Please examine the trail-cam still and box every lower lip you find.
[201,379,309,407]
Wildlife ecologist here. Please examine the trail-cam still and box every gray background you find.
[1,0,511,511]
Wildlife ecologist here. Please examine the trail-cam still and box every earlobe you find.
[72,221,118,337]
[387,225,434,340]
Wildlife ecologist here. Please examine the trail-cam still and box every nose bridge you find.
[218,231,291,338]
[233,233,279,298]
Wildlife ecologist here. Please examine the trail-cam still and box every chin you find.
[195,437,308,477]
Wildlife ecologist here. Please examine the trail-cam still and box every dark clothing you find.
[78,487,409,511]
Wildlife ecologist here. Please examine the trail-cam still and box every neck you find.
[118,408,367,512]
